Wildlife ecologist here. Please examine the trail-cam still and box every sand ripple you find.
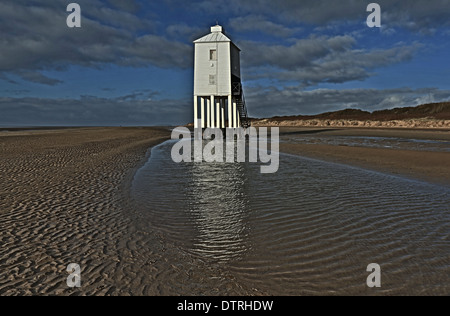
[0,128,255,296]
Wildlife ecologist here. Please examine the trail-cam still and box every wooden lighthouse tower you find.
[193,24,250,129]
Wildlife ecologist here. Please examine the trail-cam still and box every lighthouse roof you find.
[193,24,232,43]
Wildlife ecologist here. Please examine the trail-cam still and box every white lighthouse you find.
[193,24,250,129]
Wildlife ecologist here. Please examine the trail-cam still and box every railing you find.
[232,82,241,96]
[236,90,251,128]
[231,81,250,128]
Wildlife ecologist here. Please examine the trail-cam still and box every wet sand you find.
[130,130,450,296]
[1,126,448,296]
[0,127,254,295]
[279,127,450,186]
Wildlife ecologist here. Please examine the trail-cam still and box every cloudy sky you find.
[1,0,450,126]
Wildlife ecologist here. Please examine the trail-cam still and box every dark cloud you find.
[0,0,444,88]
[240,36,357,69]
[0,94,190,126]
[239,36,420,85]
[0,73,18,85]
[13,71,63,86]
[186,0,450,32]
[166,24,205,42]
[245,86,450,117]
[2,87,449,126]
[229,15,302,37]
[2,89,31,96]
[106,0,140,13]
[114,89,160,102]
[122,34,192,68]
[0,0,191,85]
[1,0,449,126]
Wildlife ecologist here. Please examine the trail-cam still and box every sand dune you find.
[252,102,450,129]
[253,118,450,129]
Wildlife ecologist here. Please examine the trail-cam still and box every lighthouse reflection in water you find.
[131,139,258,262]
[131,138,450,295]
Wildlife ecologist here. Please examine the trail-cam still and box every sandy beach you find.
[279,127,450,186]
[0,127,256,295]
[3,0,450,298]
[0,127,166,295]
[1,126,449,296]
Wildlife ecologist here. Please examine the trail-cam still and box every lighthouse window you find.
[209,49,217,61]
[209,75,216,85]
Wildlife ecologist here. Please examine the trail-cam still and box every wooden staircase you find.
[232,82,251,128]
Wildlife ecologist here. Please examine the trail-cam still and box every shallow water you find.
[283,135,450,152]
[131,139,450,295]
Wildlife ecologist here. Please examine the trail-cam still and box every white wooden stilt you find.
[200,97,205,128]
[210,95,215,128]
[194,96,198,128]
[233,100,237,128]
[228,95,232,128]
[221,99,225,129]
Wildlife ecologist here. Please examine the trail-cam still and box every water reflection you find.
[186,160,251,262]
[132,139,255,263]
[131,139,450,295]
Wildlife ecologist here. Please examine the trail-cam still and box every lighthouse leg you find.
[228,95,232,128]
[216,98,221,128]
[221,99,225,129]
[200,97,205,129]
[206,98,210,128]
[233,100,237,128]
[210,95,215,128]
[194,96,198,129]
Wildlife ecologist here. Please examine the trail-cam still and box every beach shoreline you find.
[0,127,171,295]
[1,126,449,296]
[0,127,261,296]
[278,127,450,186]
